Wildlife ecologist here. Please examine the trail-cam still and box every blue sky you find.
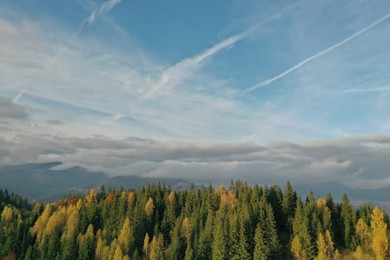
[1,0,390,189]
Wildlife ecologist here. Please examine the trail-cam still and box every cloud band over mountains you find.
[1,133,390,189]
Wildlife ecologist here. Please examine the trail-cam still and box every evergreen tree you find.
[196,210,213,260]
[253,224,268,260]
[340,194,356,249]
[282,181,297,231]
[212,214,226,260]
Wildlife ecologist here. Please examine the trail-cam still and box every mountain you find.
[1,162,390,209]
[0,162,193,201]
[295,182,390,212]
[0,162,106,201]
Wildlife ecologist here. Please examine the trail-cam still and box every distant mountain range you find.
[1,162,389,211]
[0,162,193,201]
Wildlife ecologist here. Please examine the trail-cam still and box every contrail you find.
[143,32,247,99]
[42,0,122,70]
[338,86,390,94]
[241,12,390,95]
[13,91,25,103]
[142,4,297,99]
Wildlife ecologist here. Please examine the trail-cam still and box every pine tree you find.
[212,215,226,260]
[283,181,297,231]
[78,224,94,260]
[340,194,356,249]
[196,210,213,260]
[184,237,193,260]
[236,217,250,260]
[292,198,313,259]
[253,224,268,260]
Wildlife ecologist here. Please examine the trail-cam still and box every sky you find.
[1,0,390,189]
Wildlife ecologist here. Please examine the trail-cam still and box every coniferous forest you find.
[0,181,389,260]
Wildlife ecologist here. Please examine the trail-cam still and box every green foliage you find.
[0,183,386,259]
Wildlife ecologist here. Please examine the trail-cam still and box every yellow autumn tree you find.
[31,204,53,238]
[86,189,97,205]
[371,208,389,260]
[355,218,370,250]
[44,210,66,236]
[95,237,106,260]
[62,207,79,241]
[149,234,164,260]
[108,239,119,260]
[168,191,175,202]
[145,197,155,217]
[1,206,13,223]
[118,217,134,255]
[127,192,135,206]
[324,230,335,259]
[317,232,327,260]
[354,246,365,260]
[181,217,192,240]
[291,235,306,259]
[317,197,327,212]
[113,244,123,260]
[220,189,238,209]
[143,233,150,259]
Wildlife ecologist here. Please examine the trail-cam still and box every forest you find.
[0,181,389,260]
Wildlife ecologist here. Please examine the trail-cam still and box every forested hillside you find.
[0,181,389,259]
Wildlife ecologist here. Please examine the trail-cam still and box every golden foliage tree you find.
[168,191,175,203]
[113,244,123,260]
[145,197,155,217]
[324,230,335,259]
[149,234,164,260]
[143,233,150,259]
[86,189,97,205]
[371,208,389,260]
[355,218,370,250]
[291,235,305,259]
[220,189,238,209]
[181,217,192,240]
[1,206,14,223]
[317,232,327,260]
[118,217,134,255]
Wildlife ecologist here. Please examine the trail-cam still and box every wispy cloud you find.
[86,0,122,25]
[241,12,390,95]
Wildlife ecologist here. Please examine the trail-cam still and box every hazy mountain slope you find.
[0,162,193,201]
[0,162,107,201]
